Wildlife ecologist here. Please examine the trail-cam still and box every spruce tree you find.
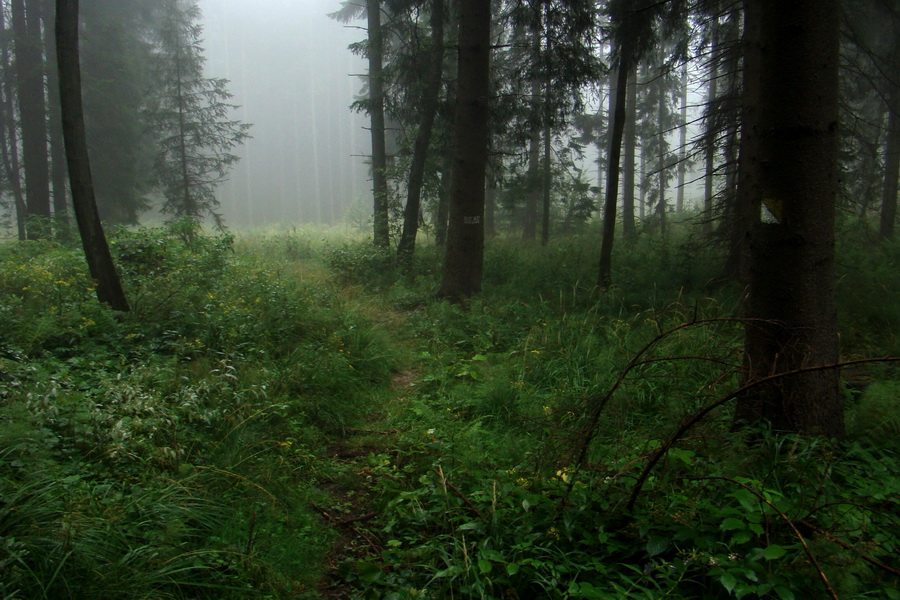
[148,0,250,224]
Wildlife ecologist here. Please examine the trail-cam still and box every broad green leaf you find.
[721,517,746,531]
[775,586,795,600]
[506,562,520,576]
[762,544,787,560]
[646,536,670,557]
[719,572,737,593]
[478,559,492,574]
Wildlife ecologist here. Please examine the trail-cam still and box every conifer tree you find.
[148,0,250,224]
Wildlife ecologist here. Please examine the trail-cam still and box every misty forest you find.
[1,0,899,598]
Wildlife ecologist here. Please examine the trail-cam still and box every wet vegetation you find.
[1,220,897,599]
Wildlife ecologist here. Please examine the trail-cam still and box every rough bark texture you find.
[737,0,843,437]
[367,0,390,247]
[56,0,129,312]
[437,0,490,302]
[397,0,444,271]
[12,0,51,236]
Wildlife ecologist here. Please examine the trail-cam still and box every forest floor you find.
[2,224,897,600]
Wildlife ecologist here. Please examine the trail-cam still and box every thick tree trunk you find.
[598,58,631,288]
[737,0,842,437]
[880,96,899,240]
[12,0,51,237]
[397,0,444,272]
[622,74,637,239]
[367,0,390,247]
[438,0,490,302]
[56,0,129,312]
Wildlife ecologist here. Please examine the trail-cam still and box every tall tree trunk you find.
[675,63,687,214]
[56,0,129,312]
[598,56,631,288]
[438,0,490,301]
[42,0,68,229]
[719,3,760,285]
[737,0,842,437]
[397,0,444,271]
[880,94,899,240]
[657,80,667,237]
[622,73,637,239]
[703,15,719,235]
[0,6,26,240]
[523,79,541,240]
[435,152,452,246]
[12,0,51,238]
[541,114,551,246]
[367,0,390,247]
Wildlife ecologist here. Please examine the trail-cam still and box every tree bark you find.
[737,0,842,437]
[367,0,390,247]
[397,0,444,271]
[12,0,51,237]
[703,15,719,235]
[541,114,551,246]
[437,0,490,302]
[675,63,687,214]
[0,5,26,240]
[622,73,637,239]
[42,0,68,229]
[56,0,129,312]
[880,94,899,240]
[598,58,631,288]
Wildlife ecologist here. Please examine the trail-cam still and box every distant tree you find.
[736,0,843,436]
[396,0,445,272]
[366,0,390,247]
[438,0,490,301]
[41,0,69,228]
[56,0,129,312]
[148,0,250,224]
[80,0,158,225]
[0,4,27,240]
[12,0,51,237]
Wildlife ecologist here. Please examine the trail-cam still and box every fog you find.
[198,0,370,227]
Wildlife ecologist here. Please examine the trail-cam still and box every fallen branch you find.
[796,518,900,579]
[625,356,900,513]
[434,468,486,520]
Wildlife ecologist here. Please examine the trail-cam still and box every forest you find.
[0,0,898,598]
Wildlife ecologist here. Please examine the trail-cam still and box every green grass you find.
[1,219,897,599]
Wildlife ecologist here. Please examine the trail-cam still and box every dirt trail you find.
[315,360,420,598]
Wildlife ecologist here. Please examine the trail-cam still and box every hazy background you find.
[198,0,370,227]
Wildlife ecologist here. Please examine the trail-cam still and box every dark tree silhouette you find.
[397,0,445,271]
[55,0,129,312]
[438,0,490,302]
[12,0,51,237]
[736,0,843,436]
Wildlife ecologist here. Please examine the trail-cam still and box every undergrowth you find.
[1,221,897,599]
